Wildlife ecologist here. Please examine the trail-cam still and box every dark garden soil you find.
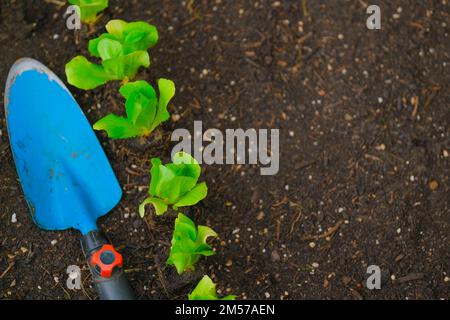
[0,0,449,300]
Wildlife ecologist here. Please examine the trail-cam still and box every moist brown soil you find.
[0,0,449,300]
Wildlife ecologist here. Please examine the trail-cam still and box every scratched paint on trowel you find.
[5,58,122,234]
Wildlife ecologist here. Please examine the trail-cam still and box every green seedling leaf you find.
[139,152,207,216]
[106,20,159,54]
[101,50,150,80]
[68,0,109,24]
[89,20,158,56]
[97,38,123,60]
[66,19,158,90]
[65,56,112,90]
[153,79,176,130]
[92,114,140,139]
[167,213,217,274]
[93,79,175,139]
[138,197,168,217]
[174,182,208,208]
[188,275,236,300]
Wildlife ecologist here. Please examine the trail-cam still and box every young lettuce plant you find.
[66,19,158,90]
[93,79,175,139]
[188,275,236,300]
[139,152,208,217]
[68,0,109,24]
[167,213,217,274]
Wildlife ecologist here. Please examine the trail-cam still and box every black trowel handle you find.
[81,231,136,300]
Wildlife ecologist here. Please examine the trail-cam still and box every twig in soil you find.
[349,288,363,300]
[276,218,281,241]
[271,196,288,209]
[396,273,424,284]
[302,220,344,241]
[296,160,315,171]
[319,242,332,251]
[298,32,312,45]
[303,47,321,63]
[154,256,170,297]
[364,154,382,162]
[186,0,195,15]
[81,271,93,300]
[424,86,440,109]
[125,167,141,176]
[58,282,72,300]
[411,95,419,119]
[183,1,201,26]
[358,0,368,8]
[240,34,265,49]
[0,261,15,279]
[244,58,266,72]
[124,268,142,273]
[156,266,170,297]
[244,266,255,274]
[39,265,52,280]
[143,214,156,242]
[288,204,303,237]
[301,0,310,19]
[44,0,66,7]
[385,151,404,163]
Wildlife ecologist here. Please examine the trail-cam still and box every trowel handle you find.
[81,231,136,300]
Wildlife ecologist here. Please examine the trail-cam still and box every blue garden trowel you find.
[4,58,135,300]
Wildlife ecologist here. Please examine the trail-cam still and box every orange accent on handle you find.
[90,244,123,278]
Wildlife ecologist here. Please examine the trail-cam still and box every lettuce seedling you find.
[167,213,217,274]
[66,19,158,90]
[93,79,175,139]
[188,275,236,300]
[139,152,208,217]
[68,0,109,23]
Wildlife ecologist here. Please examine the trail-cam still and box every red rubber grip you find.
[90,244,123,278]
